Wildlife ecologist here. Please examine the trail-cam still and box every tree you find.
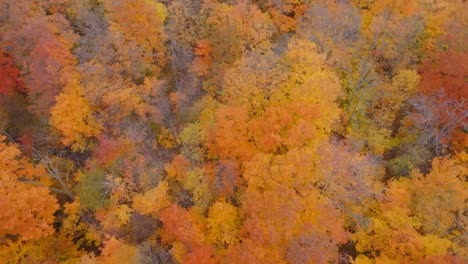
[297,0,361,56]
[208,37,342,164]
[2,11,79,114]
[180,122,209,163]
[419,50,467,100]
[280,37,343,132]
[221,51,288,112]
[190,40,213,77]
[200,0,275,67]
[93,237,139,264]
[256,0,306,33]
[344,69,421,155]
[315,140,385,229]
[133,181,171,217]
[209,105,256,165]
[0,232,85,264]
[102,0,168,79]
[230,148,349,263]
[414,49,467,152]
[407,91,467,155]
[0,50,24,96]
[160,205,209,257]
[360,0,425,75]
[0,136,59,241]
[74,168,109,210]
[50,82,101,152]
[206,200,241,248]
[355,154,467,262]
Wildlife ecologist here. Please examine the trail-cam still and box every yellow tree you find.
[222,51,288,113]
[354,153,467,262]
[206,200,241,249]
[347,69,421,156]
[133,180,171,217]
[80,236,139,264]
[50,79,101,152]
[201,0,275,66]
[102,0,168,78]
[278,37,343,132]
[226,148,348,263]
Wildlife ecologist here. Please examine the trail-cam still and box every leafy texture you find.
[0,136,58,240]
[0,0,466,262]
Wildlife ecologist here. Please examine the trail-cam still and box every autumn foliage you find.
[0,0,466,263]
[0,136,58,241]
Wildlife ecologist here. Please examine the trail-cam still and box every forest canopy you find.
[0,0,466,263]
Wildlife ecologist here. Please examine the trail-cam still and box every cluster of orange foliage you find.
[0,0,466,263]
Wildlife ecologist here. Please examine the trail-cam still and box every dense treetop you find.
[0,0,466,263]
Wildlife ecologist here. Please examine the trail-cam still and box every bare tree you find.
[20,146,75,200]
[409,91,468,155]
